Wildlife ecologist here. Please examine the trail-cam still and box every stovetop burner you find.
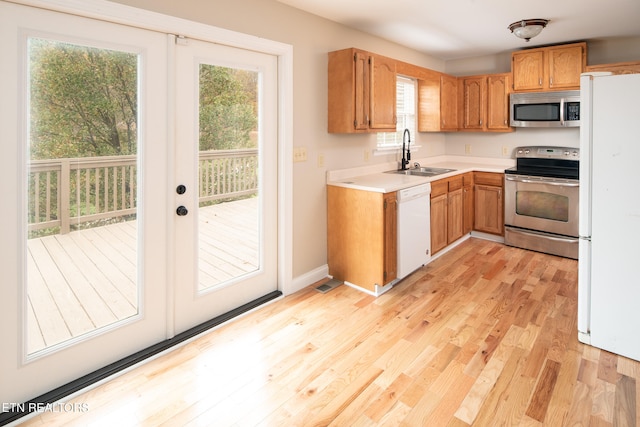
[505,146,579,180]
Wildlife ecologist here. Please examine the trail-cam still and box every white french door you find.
[173,38,279,333]
[0,1,282,409]
[0,2,169,404]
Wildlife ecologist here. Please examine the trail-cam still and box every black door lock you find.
[176,206,188,216]
[176,185,186,195]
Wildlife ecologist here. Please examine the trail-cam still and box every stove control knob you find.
[564,151,570,156]
[573,151,579,156]
[524,149,530,154]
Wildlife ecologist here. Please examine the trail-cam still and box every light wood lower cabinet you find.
[431,173,474,255]
[473,172,504,235]
[430,191,448,254]
[327,185,397,292]
[447,176,464,244]
[462,173,474,234]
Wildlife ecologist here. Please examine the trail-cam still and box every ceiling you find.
[277,0,640,60]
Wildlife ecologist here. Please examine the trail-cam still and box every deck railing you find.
[28,149,258,235]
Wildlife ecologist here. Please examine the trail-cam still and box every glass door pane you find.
[27,38,140,355]
[198,64,260,291]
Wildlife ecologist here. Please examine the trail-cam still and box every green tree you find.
[29,38,138,159]
[199,65,257,151]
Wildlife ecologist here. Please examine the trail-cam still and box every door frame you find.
[8,0,294,300]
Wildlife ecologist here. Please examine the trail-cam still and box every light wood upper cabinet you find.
[461,76,485,130]
[327,185,397,292]
[440,74,459,131]
[586,60,640,75]
[460,73,513,132]
[512,42,586,92]
[512,49,545,91]
[370,55,397,130]
[328,48,396,133]
[418,73,459,132]
[486,74,512,131]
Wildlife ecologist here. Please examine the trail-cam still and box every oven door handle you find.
[505,175,579,187]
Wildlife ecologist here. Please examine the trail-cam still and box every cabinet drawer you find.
[431,179,448,198]
[474,172,503,187]
[462,172,474,187]
[448,175,463,191]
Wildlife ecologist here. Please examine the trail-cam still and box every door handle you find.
[176,184,186,194]
[176,206,188,216]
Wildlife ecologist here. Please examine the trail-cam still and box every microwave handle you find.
[560,99,565,126]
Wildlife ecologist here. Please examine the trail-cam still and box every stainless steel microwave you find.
[510,90,580,128]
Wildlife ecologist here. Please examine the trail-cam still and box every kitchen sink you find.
[385,167,457,177]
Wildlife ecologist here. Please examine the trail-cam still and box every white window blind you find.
[376,75,416,149]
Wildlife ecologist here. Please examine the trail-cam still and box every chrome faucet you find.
[400,128,411,170]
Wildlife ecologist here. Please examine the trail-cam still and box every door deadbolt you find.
[176,184,186,195]
[176,206,188,216]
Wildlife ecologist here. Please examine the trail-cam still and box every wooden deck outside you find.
[26,197,258,355]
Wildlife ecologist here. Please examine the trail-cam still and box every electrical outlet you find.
[502,146,509,156]
[364,150,370,162]
[465,144,471,155]
[293,147,307,162]
[317,152,325,168]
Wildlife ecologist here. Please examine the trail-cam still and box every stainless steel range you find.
[504,146,579,259]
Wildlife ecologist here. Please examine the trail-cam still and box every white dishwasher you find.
[397,182,431,280]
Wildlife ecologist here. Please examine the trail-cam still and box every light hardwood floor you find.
[19,238,639,426]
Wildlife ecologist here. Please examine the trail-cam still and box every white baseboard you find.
[286,264,329,295]
[470,231,505,243]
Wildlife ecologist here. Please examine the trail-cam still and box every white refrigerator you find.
[578,72,640,362]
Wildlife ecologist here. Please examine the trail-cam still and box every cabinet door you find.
[474,184,504,235]
[440,74,459,130]
[447,188,464,243]
[383,192,397,283]
[369,54,396,130]
[430,193,448,254]
[512,50,544,91]
[354,50,370,130]
[462,76,485,130]
[486,74,511,131]
[547,44,585,90]
[463,184,474,234]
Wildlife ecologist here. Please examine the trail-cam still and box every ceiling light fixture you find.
[508,19,549,42]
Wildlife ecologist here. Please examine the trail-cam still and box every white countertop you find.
[326,155,516,193]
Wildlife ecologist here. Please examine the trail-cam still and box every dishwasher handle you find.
[397,183,431,202]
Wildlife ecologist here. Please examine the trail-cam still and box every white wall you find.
[109,0,640,284]
[445,128,579,159]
